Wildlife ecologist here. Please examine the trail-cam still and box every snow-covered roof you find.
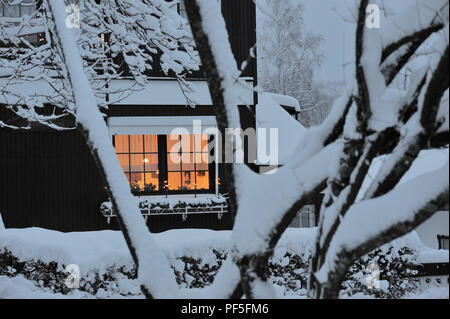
[358,148,450,201]
[256,92,307,165]
[265,92,300,112]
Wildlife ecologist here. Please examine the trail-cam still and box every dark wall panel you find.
[0,129,109,232]
[222,0,257,80]
[108,105,216,117]
[0,129,233,232]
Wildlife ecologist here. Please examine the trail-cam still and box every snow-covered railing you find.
[100,194,228,223]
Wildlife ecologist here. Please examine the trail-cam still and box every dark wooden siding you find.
[0,129,108,232]
[0,2,255,233]
[222,0,257,80]
[107,104,216,117]
[0,129,232,232]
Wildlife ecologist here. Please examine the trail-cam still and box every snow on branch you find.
[47,0,178,299]
[0,0,198,130]
[380,0,449,56]
[315,163,449,293]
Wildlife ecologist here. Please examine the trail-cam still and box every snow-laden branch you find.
[314,162,449,297]
[1,0,198,130]
[47,0,178,299]
[184,0,242,226]
[380,0,448,58]
[364,44,449,199]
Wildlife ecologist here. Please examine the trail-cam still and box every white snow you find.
[48,0,179,298]
[316,162,449,284]
[0,227,445,299]
[0,212,4,231]
[360,148,450,200]
[0,227,316,275]
[256,92,307,165]
[380,0,449,52]
[266,92,301,112]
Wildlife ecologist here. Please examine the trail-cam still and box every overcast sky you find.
[258,0,416,84]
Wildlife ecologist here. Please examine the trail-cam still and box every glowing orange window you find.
[115,135,159,193]
[166,134,210,191]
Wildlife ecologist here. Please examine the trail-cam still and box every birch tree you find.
[257,0,326,127]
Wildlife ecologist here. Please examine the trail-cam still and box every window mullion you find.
[142,135,146,186]
[158,135,168,192]
[128,135,131,184]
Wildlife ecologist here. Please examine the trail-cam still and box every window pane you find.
[196,171,209,190]
[117,154,129,173]
[443,240,449,250]
[180,135,193,152]
[195,153,209,170]
[168,172,181,190]
[20,0,35,17]
[194,134,209,153]
[4,3,20,17]
[144,172,159,191]
[130,154,144,172]
[144,135,158,153]
[130,173,145,191]
[168,153,181,171]
[167,135,181,153]
[182,152,194,171]
[144,154,159,172]
[182,171,194,190]
[300,212,310,228]
[130,135,144,153]
[115,135,129,153]
[22,34,37,43]
[165,134,212,192]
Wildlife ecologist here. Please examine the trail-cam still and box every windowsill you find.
[136,193,218,201]
[134,192,216,201]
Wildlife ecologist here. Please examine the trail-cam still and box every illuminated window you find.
[115,135,159,193]
[114,134,212,194]
[167,135,210,191]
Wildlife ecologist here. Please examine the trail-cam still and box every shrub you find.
[0,243,422,298]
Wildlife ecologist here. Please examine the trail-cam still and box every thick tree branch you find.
[314,163,449,298]
[47,0,178,299]
[184,0,240,225]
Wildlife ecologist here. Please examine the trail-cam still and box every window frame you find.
[166,134,211,192]
[113,134,216,196]
[0,0,37,18]
[437,235,449,250]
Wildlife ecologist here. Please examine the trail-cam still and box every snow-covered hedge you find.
[0,227,442,299]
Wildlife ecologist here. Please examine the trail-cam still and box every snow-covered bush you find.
[0,249,140,297]
[0,228,429,298]
[341,246,422,299]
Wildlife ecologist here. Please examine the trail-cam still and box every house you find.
[256,92,322,228]
[0,0,260,233]
[0,0,327,234]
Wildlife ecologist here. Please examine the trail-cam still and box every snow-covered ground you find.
[0,227,447,299]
